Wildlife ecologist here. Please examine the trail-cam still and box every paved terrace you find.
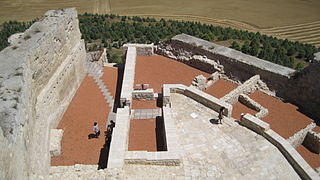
[121,93,300,179]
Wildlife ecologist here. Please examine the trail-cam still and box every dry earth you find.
[1,0,320,46]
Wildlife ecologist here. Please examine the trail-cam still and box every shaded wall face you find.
[159,40,290,91]
[285,62,320,120]
[0,9,87,179]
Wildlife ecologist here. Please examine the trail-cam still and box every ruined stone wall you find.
[156,36,293,92]
[0,8,86,179]
[284,61,320,120]
[157,34,320,120]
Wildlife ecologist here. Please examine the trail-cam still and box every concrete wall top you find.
[172,34,295,78]
[123,43,154,48]
[120,46,137,103]
[108,107,130,168]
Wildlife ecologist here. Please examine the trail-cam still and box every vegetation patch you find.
[0,14,319,69]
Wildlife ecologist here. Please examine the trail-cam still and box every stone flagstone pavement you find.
[113,93,300,179]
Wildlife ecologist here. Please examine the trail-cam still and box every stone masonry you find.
[0,8,86,179]
[157,33,320,120]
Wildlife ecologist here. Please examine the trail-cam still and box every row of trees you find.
[0,13,319,69]
[78,13,319,69]
[0,21,32,50]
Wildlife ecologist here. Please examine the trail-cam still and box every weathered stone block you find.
[184,86,232,117]
[132,89,155,100]
[50,129,64,157]
[240,114,270,134]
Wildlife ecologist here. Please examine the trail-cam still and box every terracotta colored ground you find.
[296,145,320,169]
[132,99,159,109]
[204,79,238,98]
[249,91,312,139]
[313,126,320,133]
[232,101,257,119]
[51,75,114,166]
[101,66,118,98]
[135,55,210,93]
[128,119,157,151]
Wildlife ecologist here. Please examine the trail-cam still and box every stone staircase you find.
[86,62,113,108]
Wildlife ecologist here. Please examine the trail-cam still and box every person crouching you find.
[93,122,100,138]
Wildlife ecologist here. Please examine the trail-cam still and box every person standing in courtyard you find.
[93,122,100,138]
[218,107,225,124]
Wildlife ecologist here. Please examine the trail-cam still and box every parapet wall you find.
[162,84,232,117]
[0,8,86,179]
[157,34,320,120]
[120,46,137,108]
[240,114,319,180]
[123,43,154,56]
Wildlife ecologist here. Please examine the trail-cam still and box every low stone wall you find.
[123,43,154,56]
[124,106,180,166]
[241,114,319,180]
[162,84,232,117]
[162,84,187,106]
[303,130,320,154]
[184,86,232,117]
[220,75,260,104]
[240,114,270,134]
[120,46,137,107]
[132,89,155,100]
[206,72,220,89]
[238,94,269,119]
[287,123,316,148]
[49,129,64,157]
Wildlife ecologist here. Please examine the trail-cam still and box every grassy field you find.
[0,0,320,46]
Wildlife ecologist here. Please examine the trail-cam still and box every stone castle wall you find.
[0,8,86,179]
[156,34,320,120]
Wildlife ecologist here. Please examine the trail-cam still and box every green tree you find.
[241,41,250,54]
[231,41,240,51]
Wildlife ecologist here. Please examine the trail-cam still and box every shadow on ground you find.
[156,116,167,151]
[98,131,112,169]
[209,119,220,124]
